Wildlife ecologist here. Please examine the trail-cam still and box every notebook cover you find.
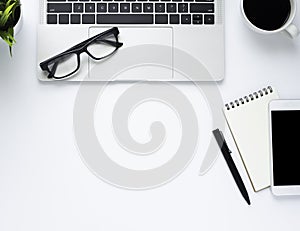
[223,87,279,192]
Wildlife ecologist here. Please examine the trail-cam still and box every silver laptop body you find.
[38,0,224,81]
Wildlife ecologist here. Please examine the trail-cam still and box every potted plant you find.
[0,0,21,55]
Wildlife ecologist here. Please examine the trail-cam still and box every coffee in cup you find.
[241,0,299,38]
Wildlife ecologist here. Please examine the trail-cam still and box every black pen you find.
[213,129,251,205]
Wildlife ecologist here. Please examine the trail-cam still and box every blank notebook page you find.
[223,87,279,192]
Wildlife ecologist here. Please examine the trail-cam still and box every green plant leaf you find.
[0,2,17,26]
[0,26,15,56]
[0,0,20,56]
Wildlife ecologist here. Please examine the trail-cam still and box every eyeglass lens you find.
[48,53,78,79]
[87,34,118,59]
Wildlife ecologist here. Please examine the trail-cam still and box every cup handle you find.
[283,24,300,39]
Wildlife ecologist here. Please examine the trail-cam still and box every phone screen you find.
[271,110,300,186]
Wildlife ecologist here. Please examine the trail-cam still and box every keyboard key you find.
[59,14,69,24]
[167,3,176,13]
[155,3,165,13]
[120,3,130,12]
[97,3,107,12]
[74,3,84,13]
[204,14,214,24]
[85,3,95,12]
[170,14,179,24]
[143,3,153,12]
[71,14,81,24]
[155,14,168,24]
[181,14,191,24]
[97,14,153,24]
[83,14,95,24]
[178,3,188,12]
[108,3,118,12]
[47,3,72,13]
[132,3,142,12]
[193,14,202,24]
[47,14,57,24]
[190,3,214,13]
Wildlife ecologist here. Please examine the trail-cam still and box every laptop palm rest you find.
[88,27,173,81]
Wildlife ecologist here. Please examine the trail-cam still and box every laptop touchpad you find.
[88,27,173,81]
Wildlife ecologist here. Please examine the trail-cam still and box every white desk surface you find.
[1,1,300,230]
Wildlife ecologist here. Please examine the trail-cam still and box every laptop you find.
[37,0,224,81]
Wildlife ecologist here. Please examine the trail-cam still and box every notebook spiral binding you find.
[225,86,273,110]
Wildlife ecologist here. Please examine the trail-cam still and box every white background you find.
[1,0,300,230]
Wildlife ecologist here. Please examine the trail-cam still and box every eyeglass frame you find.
[39,27,123,80]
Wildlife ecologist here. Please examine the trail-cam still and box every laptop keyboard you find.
[46,0,215,25]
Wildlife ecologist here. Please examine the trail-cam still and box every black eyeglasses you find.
[39,27,123,80]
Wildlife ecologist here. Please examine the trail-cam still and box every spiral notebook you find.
[223,86,279,192]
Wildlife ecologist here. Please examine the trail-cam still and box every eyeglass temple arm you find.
[95,39,123,48]
[65,29,120,52]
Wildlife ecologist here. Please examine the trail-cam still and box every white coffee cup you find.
[241,0,299,39]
